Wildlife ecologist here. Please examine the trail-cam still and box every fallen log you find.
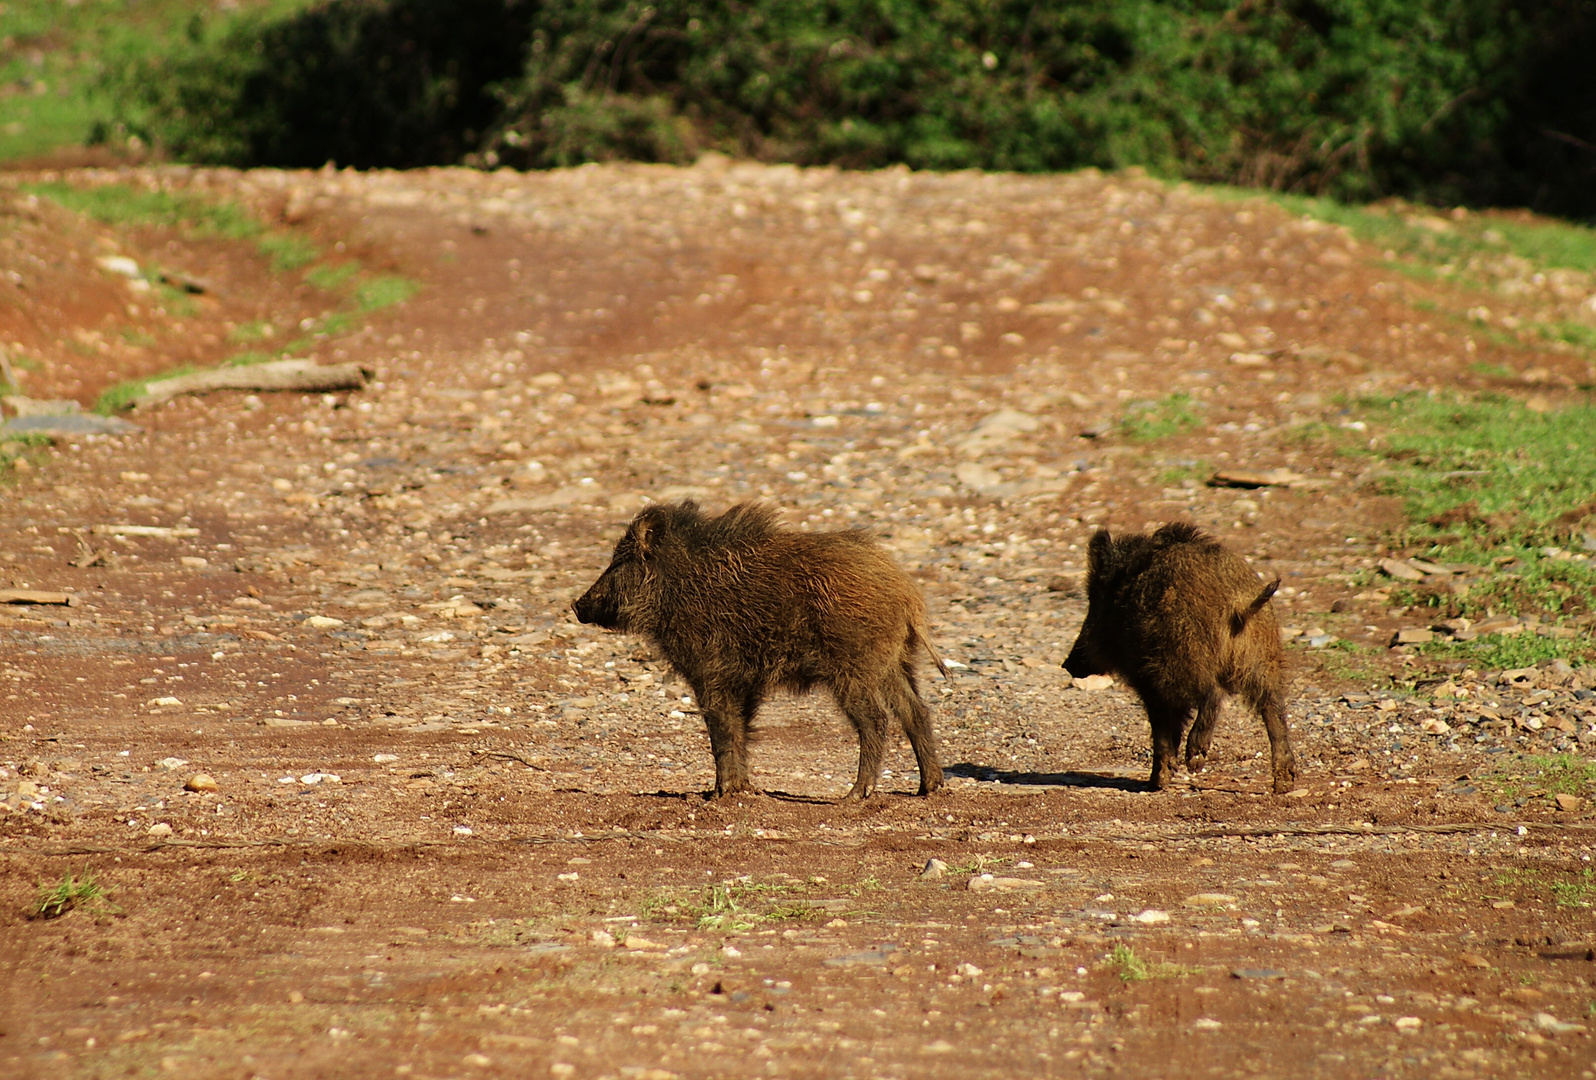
[133,359,372,408]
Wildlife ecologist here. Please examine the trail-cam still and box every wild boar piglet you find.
[573,501,944,800]
[1064,521,1297,794]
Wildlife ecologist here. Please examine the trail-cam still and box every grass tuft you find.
[1120,392,1203,442]
[27,181,261,239]
[33,869,111,920]
[95,366,199,414]
[355,275,419,312]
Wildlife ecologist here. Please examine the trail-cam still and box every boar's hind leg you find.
[699,684,757,797]
[1145,698,1187,791]
[890,665,943,795]
[1255,687,1297,794]
[834,680,890,801]
[1184,687,1225,774]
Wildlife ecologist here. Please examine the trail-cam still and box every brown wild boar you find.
[572,501,945,800]
[1063,522,1297,793]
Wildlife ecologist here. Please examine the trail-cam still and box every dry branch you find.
[133,359,372,408]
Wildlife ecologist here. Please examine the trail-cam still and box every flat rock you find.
[1,413,141,437]
[967,875,1045,893]
[1378,558,1426,582]
[1208,468,1304,488]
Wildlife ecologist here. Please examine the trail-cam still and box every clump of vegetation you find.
[643,880,823,932]
[1103,943,1198,983]
[1351,393,1596,622]
[84,1,1596,221]
[33,869,114,920]
[1120,393,1203,442]
[24,180,262,239]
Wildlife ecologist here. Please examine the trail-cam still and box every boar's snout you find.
[1063,633,1104,679]
[572,575,623,629]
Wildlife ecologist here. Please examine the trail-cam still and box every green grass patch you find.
[1412,632,1593,671]
[1102,943,1197,983]
[1552,870,1595,910]
[1120,392,1203,442]
[27,181,261,239]
[306,262,361,290]
[257,232,321,271]
[227,320,278,344]
[1,431,52,477]
[95,365,200,414]
[1231,189,1596,279]
[223,351,279,368]
[355,275,419,312]
[33,869,112,920]
[642,880,822,933]
[1536,320,1596,354]
[1351,393,1596,618]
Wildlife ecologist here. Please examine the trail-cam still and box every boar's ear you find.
[631,515,655,560]
[1087,530,1114,574]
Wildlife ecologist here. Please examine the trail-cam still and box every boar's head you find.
[1062,528,1133,679]
[572,505,672,632]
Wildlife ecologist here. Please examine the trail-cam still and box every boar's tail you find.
[1231,577,1280,635]
[911,620,950,678]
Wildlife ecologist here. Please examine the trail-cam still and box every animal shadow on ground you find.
[631,787,838,805]
[946,762,1151,792]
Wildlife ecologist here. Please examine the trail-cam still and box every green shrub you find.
[106,0,536,167]
[106,0,1596,219]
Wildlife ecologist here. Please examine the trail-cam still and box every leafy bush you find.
[109,0,1596,218]
[107,0,535,167]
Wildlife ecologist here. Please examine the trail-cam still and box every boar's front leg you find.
[696,682,757,797]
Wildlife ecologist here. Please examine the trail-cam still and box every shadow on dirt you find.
[947,763,1151,792]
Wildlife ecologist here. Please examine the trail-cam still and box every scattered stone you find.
[1130,909,1170,924]
[1378,559,1426,582]
[921,858,949,880]
[184,773,218,793]
[147,823,173,838]
[1183,893,1236,908]
[1420,718,1452,735]
[1074,674,1114,692]
[1457,953,1493,969]
[303,615,345,629]
[1192,1018,1223,1030]
[0,589,74,606]
[1,412,142,438]
[1208,468,1304,488]
[1555,793,1585,812]
[1390,628,1434,646]
[1231,969,1286,980]
[968,875,1046,893]
[1394,1016,1422,1031]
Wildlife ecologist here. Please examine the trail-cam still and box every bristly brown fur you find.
[1063,521,1297,794]
[573,500,944,801]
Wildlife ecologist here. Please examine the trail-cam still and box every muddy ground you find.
[1,161,1594,1079]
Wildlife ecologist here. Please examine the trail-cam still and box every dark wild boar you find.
[1063,522,1297,793]
[572,501,944,800]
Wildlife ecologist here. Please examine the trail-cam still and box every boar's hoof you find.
[840,784,877,802]
[710,782,760,799]
[1270,770,1298,795]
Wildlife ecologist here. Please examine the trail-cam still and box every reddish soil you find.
[1,162,1593,1079]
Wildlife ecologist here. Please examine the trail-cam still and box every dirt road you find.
[1,161,1593,1078]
